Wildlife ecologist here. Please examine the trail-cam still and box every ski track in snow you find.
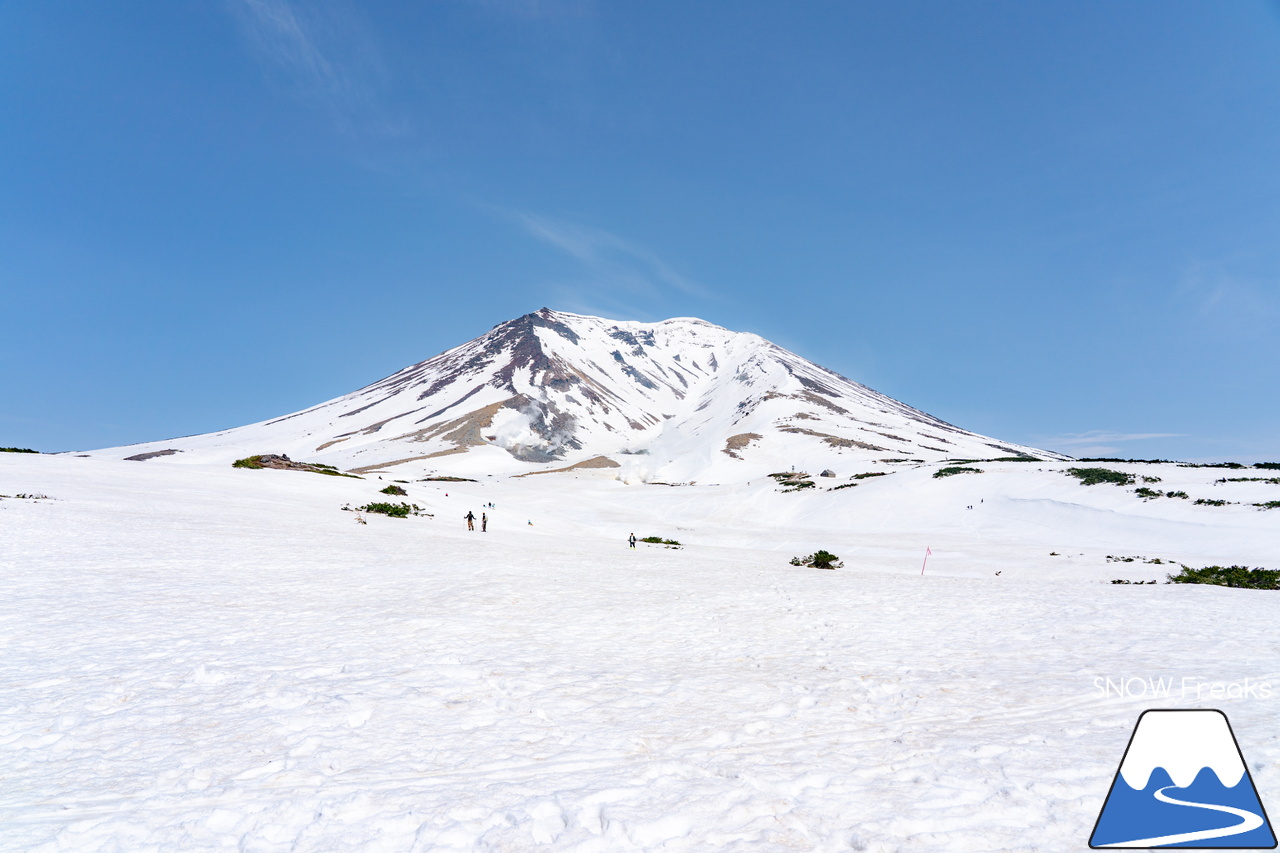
[1,455,1278,851]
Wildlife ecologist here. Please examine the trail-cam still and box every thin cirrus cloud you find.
[1047,431,1184,446]
[1038,430,1184,457]
[228,0,395,134]
[507,211,714,314]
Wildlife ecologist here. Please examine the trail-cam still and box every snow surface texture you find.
[2,453,1278,851]
[82,309,1063,481]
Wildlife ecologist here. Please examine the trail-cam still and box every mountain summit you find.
[97,309,1062,479]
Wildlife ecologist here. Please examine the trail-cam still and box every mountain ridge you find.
[90,308,1067,480]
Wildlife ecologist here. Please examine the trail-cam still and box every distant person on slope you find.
[481,512,488,532]
[629,533,636,549]
[465,511,475,531]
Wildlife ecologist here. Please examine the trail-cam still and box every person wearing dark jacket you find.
[628,533,636,549]
[465,511,475,531]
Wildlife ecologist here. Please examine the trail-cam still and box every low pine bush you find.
[934,466,981,478]
[358,502,421,518]
[1066,467,1134,486]
[790,550,843,569]
[379,484,408,496]
[0,447,38,454]
[1167,564,1279,590]
[640,536,681,546]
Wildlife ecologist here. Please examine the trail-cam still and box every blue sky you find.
[2,1,1278,460]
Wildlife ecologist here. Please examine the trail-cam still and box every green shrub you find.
[232,456,264,469]
[0,447,38,454]
[1254,462,1280,470]
[1141,475,1162,483]
[790,550,843,569]
[1166,491,1188,499]
[851,471,888,479]
[379,484,407,496]
[1254,501,1280,510]
[829,482,858,491]
[1167,564,1279,590]
[1134,487,1161,499]
[1111,579,1157,584]
[991,456,1038,462]
[421,476,477,482]
[640,536,681,546]
[1080,457,1173,464]
[934,466,982,478]
[1066,467,1134,486]
[769,472,815,489]
[1194,498,1229,507]
[358,502,420,518]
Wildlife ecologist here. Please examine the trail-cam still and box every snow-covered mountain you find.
[93,308,1065,480]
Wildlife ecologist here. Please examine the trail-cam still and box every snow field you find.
[1,454,1278,851]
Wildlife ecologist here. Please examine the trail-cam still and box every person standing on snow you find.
[481,512,488,532]
[628,533,637,549]
[465,511,475,531]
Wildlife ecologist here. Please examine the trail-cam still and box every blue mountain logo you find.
[1091,709,1276,848]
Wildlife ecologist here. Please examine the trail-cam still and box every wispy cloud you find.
[501,211,713,314]
[1175,261,1278,333]
[229,0,397,133]
[1048,431,1184,446]
[1037,430,1184,458]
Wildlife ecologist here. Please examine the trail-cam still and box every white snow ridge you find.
[2,309,1278,851]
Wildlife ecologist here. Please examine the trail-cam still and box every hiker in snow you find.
[629,533,636,549]
[465,511,475,531]
[481,512,488,532]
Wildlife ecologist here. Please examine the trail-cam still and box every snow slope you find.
[2,452,1278,851]
[82,309,1063,481]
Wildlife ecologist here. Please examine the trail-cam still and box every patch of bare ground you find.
[722,432,762,459]
[391,400,510,449]
[232,454,360,478]
[514,456,621,477]
[348,447,468,474]
[778,425,887,452]
[124,449,181,461]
